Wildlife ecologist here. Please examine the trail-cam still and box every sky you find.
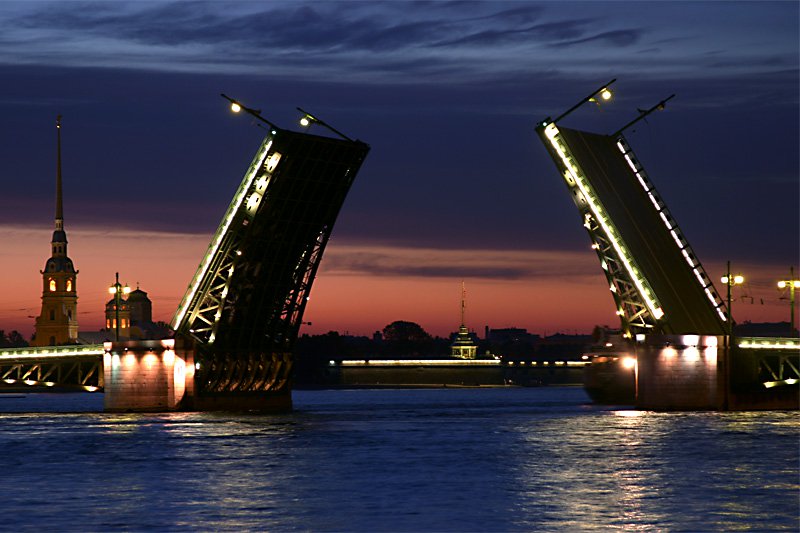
[0,1,797,339]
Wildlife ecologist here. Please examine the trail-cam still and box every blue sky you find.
[0,1,797,335]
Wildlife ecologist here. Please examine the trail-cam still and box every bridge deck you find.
[552,126,726,334]
[0,344,104,391]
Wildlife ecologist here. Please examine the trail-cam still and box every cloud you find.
[320,243,601,282]
[0,0,795,88]
[553,29,641,48]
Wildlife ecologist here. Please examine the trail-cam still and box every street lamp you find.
[108,272,130,342]
[548,78,617,125]
[777,267,800,336]
[220,93,278,131]
[295,106,354,142]
[720,261,744,336]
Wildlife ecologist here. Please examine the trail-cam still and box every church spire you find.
[55,115,64,231]
[460,280,467,327]
[33,115,79,347]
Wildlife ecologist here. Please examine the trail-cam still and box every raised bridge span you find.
[536,81,798,410]
[2,102,369,411]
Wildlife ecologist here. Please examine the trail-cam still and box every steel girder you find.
[172,128,369,394]
[537,121,728,336]
[0,356,102,391]
[538,122,661,337]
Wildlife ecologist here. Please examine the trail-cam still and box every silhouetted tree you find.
[381,321,436,357]
[0,330,28,348]
[382,321,431,342]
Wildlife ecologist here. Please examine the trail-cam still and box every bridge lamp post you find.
[220,93,279,131]
[777,267,800,336]
[108,272,130,342]
[548,78,617,125]
[295,106,354,142]
[721,261,744,336]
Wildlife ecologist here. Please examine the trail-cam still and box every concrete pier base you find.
[635,334,725,410]
[585,334,798,410]
[103,339,194,412]
[103,338,292,412]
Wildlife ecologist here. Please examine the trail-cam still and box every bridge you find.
[153,105,369,411]
[2,100,369,411]
[0,344,103,392]
[536,80,799,410]
[2,85,796,411]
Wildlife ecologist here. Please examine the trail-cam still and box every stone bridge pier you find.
[103,338,195,412]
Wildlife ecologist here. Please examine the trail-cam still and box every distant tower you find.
[33,116,79,346]
[105,297,131,339]
[451,282,477,359]
[127,285,153,326]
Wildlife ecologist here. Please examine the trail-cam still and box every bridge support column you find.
[103,338,195,412]
[635,335,726,410]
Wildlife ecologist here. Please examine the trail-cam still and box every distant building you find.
[105,296,131,339]
[77,284,170,344]
[487,327,540,345]
[451,283,477,359]
[735,321,795,338]
[32,116,79,347]
[127,288,152,326]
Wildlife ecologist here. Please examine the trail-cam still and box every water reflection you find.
[0,389,796,531]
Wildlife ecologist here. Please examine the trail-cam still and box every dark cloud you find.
[553,29,641,48]
[321,247,599,281]
[432,18,594,47]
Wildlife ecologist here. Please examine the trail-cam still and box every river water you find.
[0,387,797,531]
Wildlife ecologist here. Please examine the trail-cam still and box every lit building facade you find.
[33,116,79,346]
[105,298,131,339]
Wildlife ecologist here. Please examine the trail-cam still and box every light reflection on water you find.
[0,388,796,531]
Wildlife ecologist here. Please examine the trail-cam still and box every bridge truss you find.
[171,127,369,397]
[0,345,103,391]
[536,120,728,337]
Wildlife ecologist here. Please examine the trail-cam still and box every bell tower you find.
[32,116,79,346]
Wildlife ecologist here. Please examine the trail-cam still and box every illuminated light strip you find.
[670,229,684,249]
[339,359,502,366]
[545,124,663,320]
[647,192,661,211]
[172,138,274,329]
[693,268,707,286]
[617,139,728,319]
[763,379,798,389]
[738,341,800,350]
[637,174,650,192]
[0,345,104,360]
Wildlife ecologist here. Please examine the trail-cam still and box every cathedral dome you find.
[127,288,150,302]
[44,256,75,273]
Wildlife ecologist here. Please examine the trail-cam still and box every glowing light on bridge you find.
[544,123,665,324]
[616,137,728,324]
[738,338,800,350]
[0,344,104,360]
[172,138,274,329]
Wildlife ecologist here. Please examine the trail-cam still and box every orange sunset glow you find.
[0,223,791,340]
